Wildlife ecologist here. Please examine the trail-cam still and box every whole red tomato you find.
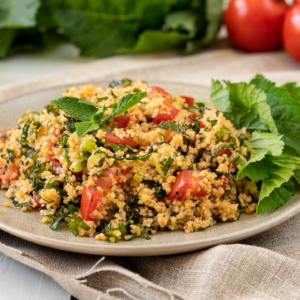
[282,3,300,63]
[225,0,289,52]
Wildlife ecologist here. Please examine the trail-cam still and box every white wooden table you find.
[0,43,87,300]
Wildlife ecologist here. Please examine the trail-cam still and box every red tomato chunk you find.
[0,129,8,143]
[81,185,102,221]
[148,86,179,124]
[104,133,137,149]
[114,114,139,128]
[93,165,130,191]
[181,95,195,105]
[168,170,208,200]
[32,191,45,209]
[42,128,61,160]
[0,159,19,183]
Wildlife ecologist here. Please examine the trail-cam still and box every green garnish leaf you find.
[238,131,284,181]
[13,201,31,208]
[162,157,174,176]
[59,134,69,148]
[109,78,132,88]
[259,154,300,203]
[135,223,151,240]
[99,92,147,126]
[211,80,277,133]
[158,121,185,133]
[76,121,100,138]
[50,97,98,122]
[2,149,14,174]
[69,204,79,214]
[257,180,294,215]
[250,75,300,155]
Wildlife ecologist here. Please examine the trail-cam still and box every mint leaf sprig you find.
[50,92,147,138]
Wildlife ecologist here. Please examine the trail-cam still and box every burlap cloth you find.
[1,43,300,300]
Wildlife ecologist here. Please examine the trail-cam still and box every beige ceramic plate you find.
[0,81,299,256]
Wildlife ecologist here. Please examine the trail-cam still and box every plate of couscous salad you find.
[0,76,300,256]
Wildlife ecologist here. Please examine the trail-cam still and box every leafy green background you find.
[0,0,223,59]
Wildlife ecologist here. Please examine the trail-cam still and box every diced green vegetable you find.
[133,173,143,183]
[45,164,53,172]
[151,153,165,178]
[69,153,90,173]
[88,148,106,166]
[80,139,96,153]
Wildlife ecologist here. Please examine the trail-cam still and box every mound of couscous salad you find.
[1,76,298,243]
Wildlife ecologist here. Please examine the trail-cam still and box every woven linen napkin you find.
[1,45,300,300]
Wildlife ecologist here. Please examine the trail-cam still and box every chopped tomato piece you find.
[168,170,208,200]
[32,191,45,209]
[104,133,137,149]
[181,95,195,105]
[93,165,130,190]
[188,118,205,128]
[152,100,179,124]
[148,86,179,124]
[114,114,139,128]
[0,159,19,183]
[219,175,229,189]
[42,128,61,160]
[148,86,172,100]
[216,148,232,157]
[50,159,62,176]
[50,159,81,180]
[0,129,8,143]
[164,130,174,143]
[81,185,102,221]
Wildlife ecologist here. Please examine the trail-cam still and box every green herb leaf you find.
[13,200,31,208]
[99,92,147,125]
[145,180,167,199]
[2,149,14,174]
[257,180,295,215]
[76,121,100,138]
[50,97,98,122]
[69,204,79,215]
[158,121,185,133]
[238,131,284,181]
[162,157,174,176]
[135,223,151,240]
[211,80,277,132]
[281,82,300,104]
[59,134,69,148]
[0,0,40,28]
[250,75,300,155]
[259,154,300,203]
[109,78,132,88]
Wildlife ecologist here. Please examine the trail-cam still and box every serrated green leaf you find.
[99,92,147,125]
[76,121,99,138]
[281,82,300,104]
[211,80,270,132]
[238,131,284,181]
[259,154,300,202]
[225,81,278,134]
[50,97,98,121]
[0,0,40,28]
[251,75,300,155]
[256,180,294,215]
